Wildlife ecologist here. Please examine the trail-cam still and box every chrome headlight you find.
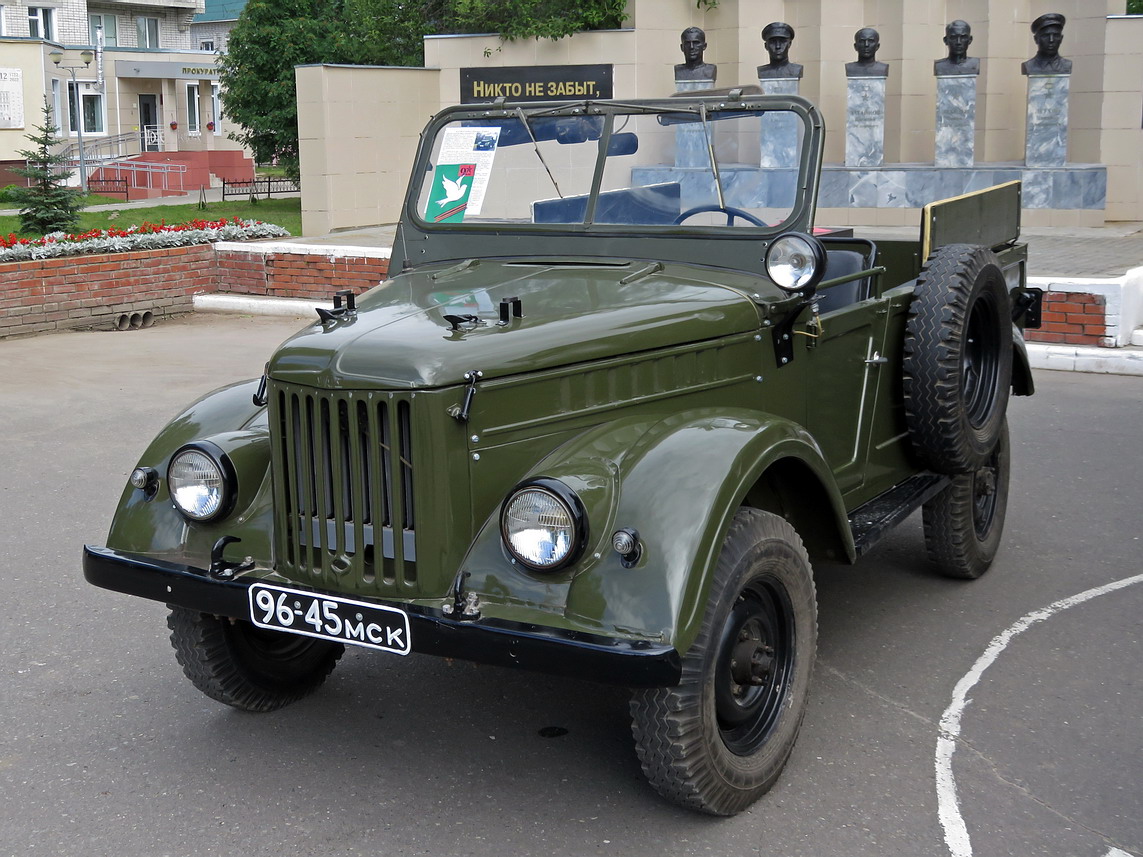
[765,232,827,294]
[167,443,235,522]
[500,479,587,572]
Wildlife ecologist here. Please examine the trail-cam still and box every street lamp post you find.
[48,49,95,195]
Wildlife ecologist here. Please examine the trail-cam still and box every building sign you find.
[0,68,25,130]
[460,64,613,104]
[115,61,220,81]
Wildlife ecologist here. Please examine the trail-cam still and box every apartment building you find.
[0,0,249,192]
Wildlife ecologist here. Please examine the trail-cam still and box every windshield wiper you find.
[700,101,726,208]
[516,107,562,199]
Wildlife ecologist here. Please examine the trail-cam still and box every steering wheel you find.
[673,204,768,227]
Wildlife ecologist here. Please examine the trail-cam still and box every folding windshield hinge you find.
[451,369,483,423]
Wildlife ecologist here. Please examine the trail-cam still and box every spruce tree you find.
[10,99,84,236]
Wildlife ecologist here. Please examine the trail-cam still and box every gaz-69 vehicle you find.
[85,90,1038,815]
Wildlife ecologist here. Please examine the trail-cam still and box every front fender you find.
[458,408,848,653]
[106,379,273,569]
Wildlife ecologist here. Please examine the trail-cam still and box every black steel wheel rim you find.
[714,575,796,755]
[972,444,1001,539]
[962,291,1001,428]
[231,622,327,676]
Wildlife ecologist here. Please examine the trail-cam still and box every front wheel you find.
[167,607,343,712]
[630,509,817,815]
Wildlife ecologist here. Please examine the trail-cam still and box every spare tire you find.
[903,243,1012,474]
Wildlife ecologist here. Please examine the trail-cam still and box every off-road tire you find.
[904,243,1012,474]
[923,420,1010,579]
[167,607,343,712]
[630,509,817,816]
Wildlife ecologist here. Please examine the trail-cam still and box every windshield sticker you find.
[430,164,476,222]
[430,126,500,219]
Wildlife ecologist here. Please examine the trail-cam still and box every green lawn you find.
[1,197,302,240]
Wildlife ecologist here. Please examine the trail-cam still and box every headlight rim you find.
[764,230,828,295]
[167,440,237,523]
[499,477,588,573]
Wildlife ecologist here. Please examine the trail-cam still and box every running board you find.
[849,472,950,558]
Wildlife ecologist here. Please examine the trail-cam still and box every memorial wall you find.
[296,0,1143,235]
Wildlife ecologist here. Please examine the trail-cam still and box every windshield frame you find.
[404,94,824,239]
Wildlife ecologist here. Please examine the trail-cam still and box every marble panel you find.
[935,76,977,168]
[1021,170,1052,208]
[846,77,887,168]
[758,78,800,169]
[818,169,851,208]
[1025,75,1069,168]
[847,171,878,207]
[674,79,715,168]
[904,170,967,207]
[876,171,909,207]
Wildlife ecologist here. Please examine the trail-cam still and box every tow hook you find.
[208,536,255,580]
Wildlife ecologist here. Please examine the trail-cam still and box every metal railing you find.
[222,177,300,199]
[58,131,140,163]
[86,159,188,195]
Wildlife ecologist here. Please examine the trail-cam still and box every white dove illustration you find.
[436,174,468,206]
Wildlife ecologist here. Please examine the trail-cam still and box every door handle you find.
[864,352,888,365]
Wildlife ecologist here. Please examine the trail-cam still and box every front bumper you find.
[83,545,681,688]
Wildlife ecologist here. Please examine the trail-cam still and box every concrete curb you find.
[191,292,1143,376]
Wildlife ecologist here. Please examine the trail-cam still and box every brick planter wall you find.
[1,245,216,338]
[1025,291,1109,347]
[216,247,389,301]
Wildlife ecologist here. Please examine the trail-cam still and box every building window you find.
[136,16,159,49]
[68,81,105,135]
[212,83,221,122]
[0,5,7,37]
[200,39,214,52]
[29,7,54,40]
[187,83,200,133]
[90,14,118,47]
[51,78,61,127]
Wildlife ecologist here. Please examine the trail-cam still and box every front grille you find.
[270,385,417,592]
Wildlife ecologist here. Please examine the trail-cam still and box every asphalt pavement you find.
[1,313,1140,857]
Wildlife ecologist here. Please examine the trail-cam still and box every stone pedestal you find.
[1025,74,1069,168]
[845,76,887,167]
[935,75,977,168]
[757,77,800,168]
[674,78,714,167]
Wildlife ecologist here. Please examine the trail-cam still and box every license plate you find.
[248,583,411,655]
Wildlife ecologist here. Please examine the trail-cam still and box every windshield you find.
[414,99,811,232]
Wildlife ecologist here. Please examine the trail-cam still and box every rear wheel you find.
[630,509,817,815]
[923,420,1010,579]
[167,607,343,712]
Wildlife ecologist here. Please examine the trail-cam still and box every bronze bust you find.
[846,27,889,77]
[675,26,717,81]
[757,22,803,79]
[1022,13,1072,75]
[935,20,980,75]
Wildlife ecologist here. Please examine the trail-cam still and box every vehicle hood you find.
[269,259,764,389]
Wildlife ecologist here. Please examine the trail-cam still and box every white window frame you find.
[136,15,159,49]
[90,13,118,47]
[211,83,221,123]
[29,7,55,41]
[186,83,200,134]
[199,39,215,52]
[0,5,7,37]
[68,80,106,135]
[51,78,61,128]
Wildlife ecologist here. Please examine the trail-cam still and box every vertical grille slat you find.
[270,384,417,594]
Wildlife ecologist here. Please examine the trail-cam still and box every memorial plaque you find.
[460,64,613,104]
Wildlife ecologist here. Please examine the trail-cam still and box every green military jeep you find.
[85,91,1038,815]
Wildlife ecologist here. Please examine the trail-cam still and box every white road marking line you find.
[936,572,1143,857]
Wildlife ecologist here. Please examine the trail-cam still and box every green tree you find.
[445,0,627,41]
[1129,0,1142,14]
[9,99,84,236]
[218,0,349,182]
